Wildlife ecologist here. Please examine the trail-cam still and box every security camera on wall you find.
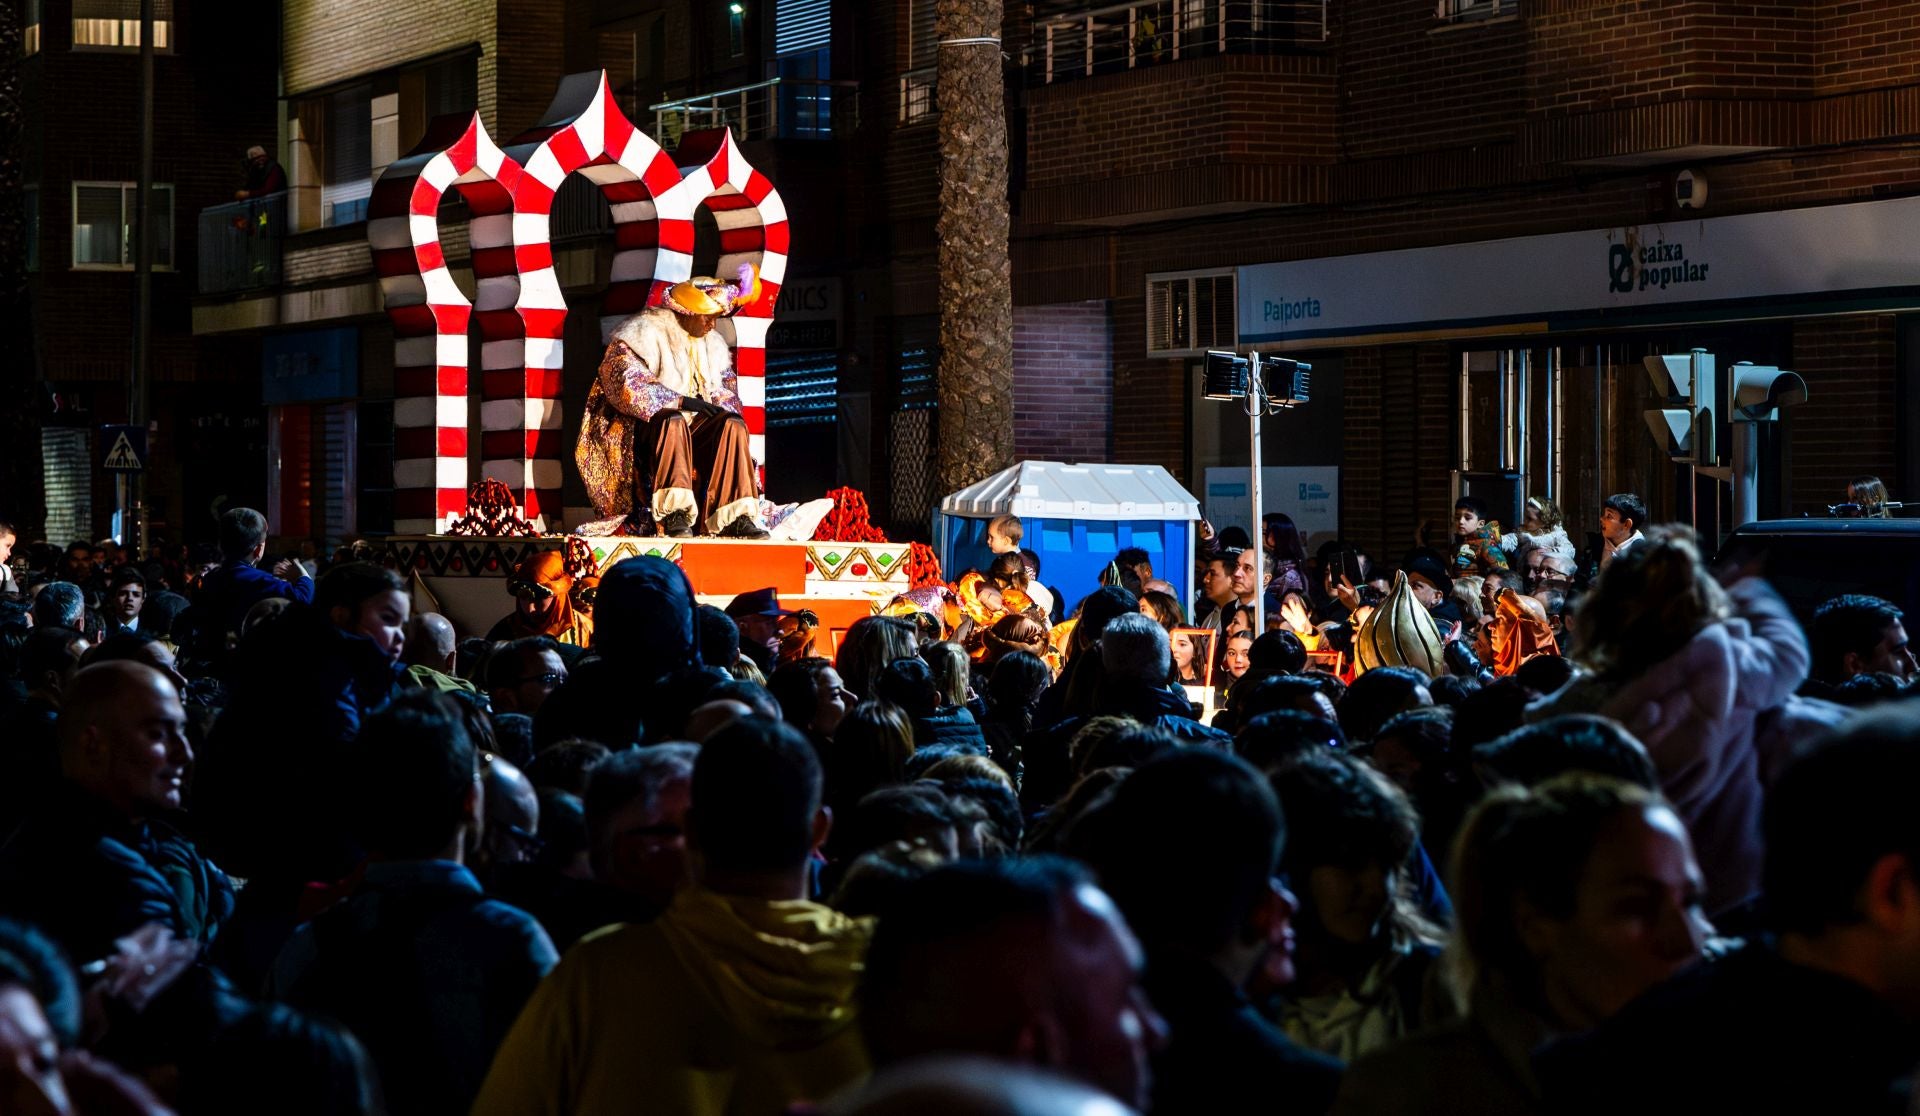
[1675,168,1709,211]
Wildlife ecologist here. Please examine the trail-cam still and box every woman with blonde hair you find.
[1498,494,1574,564]
[1528,525,1808,916]
[1332,774,1708,1115]
[834,615,919,704]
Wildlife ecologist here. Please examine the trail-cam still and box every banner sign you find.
[1238,194,1920,346]
[1204,466,1340,554]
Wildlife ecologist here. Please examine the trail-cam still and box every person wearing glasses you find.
[486,549,594,648]
[485,636,570,717]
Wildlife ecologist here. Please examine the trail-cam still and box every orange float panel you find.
[677,540,807,597]
[805,596,881,634]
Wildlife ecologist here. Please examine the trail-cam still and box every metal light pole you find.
[1248,352,1264,637]
[126,0,155,556]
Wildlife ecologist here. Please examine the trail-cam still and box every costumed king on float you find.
[577,263,773,540]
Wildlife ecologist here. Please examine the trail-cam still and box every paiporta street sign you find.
[102,425,147,473]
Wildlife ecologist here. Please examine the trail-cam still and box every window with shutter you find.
[72,0,172,50]
[323,84,373,227]
[766,351,839,428]
[1146,271,1237,356]
[775,0,830,56]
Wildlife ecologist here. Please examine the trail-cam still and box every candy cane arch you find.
[369,114,521,534]
[369,69,789,532]
[670,125,789,472]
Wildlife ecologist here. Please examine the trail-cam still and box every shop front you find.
[1229,195,1920,543]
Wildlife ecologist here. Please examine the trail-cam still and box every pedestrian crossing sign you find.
[102,425,147,473]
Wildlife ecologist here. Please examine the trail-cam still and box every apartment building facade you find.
[16,0,277,547]
[159,0,1920,554]
[999,0,1920,561]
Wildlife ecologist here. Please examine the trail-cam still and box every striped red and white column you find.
[368,114,520,534]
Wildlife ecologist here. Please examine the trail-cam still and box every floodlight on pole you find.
[1202,350,1312,638]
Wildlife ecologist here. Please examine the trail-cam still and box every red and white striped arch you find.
[368,113,521,534]
[670,125,790,471]
[368,69,790,533]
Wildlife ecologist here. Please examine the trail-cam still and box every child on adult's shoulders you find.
[1453,495,1510,576]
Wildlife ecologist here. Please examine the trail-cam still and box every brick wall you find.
[1818,2,1920,92]
[1525,1,1815,114]
[1335,344,1455,565]
[1012,301,1111,465]
[1340,0,1526,159]
[1024,55,1337,188]
[1790,315,1899,515]
[494,0,569,139]
[284,0,497,124]
[1108,296,1187,481]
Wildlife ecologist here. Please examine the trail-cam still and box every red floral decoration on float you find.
[446,479,539,537]
[817,487,888,543]
[906,542,943,590]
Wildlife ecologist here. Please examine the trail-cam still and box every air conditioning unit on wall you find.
[1436,0,1515,21]
[1147,271,1237,357]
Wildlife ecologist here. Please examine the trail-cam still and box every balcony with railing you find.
[1032,0,1328,84]
[652,77,859,149]
[197,193,285,295]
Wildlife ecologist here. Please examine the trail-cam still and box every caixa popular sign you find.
[1237,193,1920,348]
[368,70,789,534]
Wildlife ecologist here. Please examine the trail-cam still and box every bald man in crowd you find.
[404,611,476,693]
[0,662,232,961]
[479,752,542,872]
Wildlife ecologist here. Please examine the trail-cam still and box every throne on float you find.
[366,70,905,636]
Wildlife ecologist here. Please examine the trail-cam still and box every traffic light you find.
[1643,348,1714,463]
[1726,362,1808,421]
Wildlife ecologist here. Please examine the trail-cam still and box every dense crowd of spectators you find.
[0,499,1917,1115]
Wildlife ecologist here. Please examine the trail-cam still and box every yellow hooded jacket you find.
[471,887,873,1116]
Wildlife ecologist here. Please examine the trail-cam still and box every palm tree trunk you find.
[934,0,1014,495]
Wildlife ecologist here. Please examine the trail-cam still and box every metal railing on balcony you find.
[652,77,859,148]
[198,192,285,295]
[551,175,614,243]
[1033,0,1328,84]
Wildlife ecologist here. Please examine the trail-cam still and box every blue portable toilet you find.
[936,461,1202,617]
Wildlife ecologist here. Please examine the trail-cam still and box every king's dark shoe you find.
[717,516,771,540]
[658,509,696,538]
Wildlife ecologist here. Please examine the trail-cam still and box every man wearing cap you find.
[578,266,772,540]
[1403,551,1464,629]
[1334,551,1462,632]
[726,588,790,675]
[727,588,818,674]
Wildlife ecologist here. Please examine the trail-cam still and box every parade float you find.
[364,71,918,639]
